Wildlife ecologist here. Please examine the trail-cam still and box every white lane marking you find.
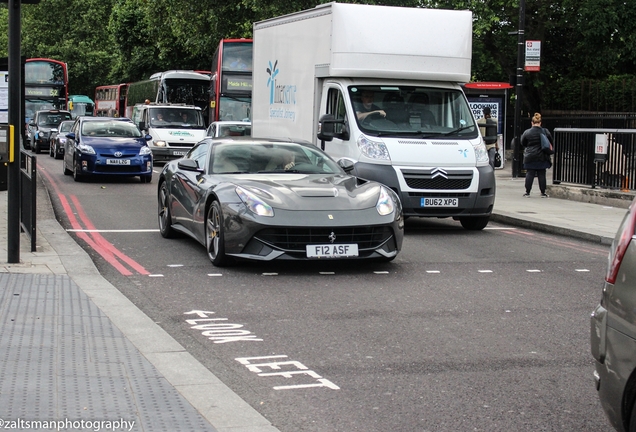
[167,264,184,267]
[426,270,441,274]
[208,273,223,277]
[374,271,389,274]
[478,270,493,273]
[319,272,335,275]
[148,274,164,277]
[575,269,590,272]
[484,227,518,230]
[67,229,160,232]
[527,269,542,273]
[262,273,278,276]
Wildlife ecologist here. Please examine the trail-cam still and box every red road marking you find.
[38,166,150,276]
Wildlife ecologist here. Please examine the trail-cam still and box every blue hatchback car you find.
[63,117,153,183]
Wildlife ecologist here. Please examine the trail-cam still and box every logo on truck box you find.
[265,60,297,122]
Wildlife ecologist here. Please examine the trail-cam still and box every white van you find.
[131,103,206,162]
[252,3,496,230]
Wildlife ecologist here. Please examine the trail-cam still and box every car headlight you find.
[154,140,167,147]
[236,186,274,217]
[78,143,95,154]
[139,146,152,156]
[473,139,489,164]
[357,135,390,160]
[376,186,395,216]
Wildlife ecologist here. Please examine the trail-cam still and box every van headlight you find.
[357,135,390,160]
[376,186,395,216]
[473,139,489,164]
[154,140,167,147]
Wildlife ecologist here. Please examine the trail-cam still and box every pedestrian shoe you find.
[540,193,549,198]
[523,193,530,197]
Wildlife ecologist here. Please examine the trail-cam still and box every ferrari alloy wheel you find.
[158,182,175,238]
[206,201,231,266]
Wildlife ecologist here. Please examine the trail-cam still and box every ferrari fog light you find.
[376,187,395,216]
[236,186,274,217]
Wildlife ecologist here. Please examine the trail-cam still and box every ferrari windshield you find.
[349,85,479,139]
[210,142,344,175]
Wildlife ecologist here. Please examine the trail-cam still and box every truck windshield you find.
[349,86,478,139]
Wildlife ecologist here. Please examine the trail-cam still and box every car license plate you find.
[306,244,359,258]
[106,159,130,165]
[421,198,458,207]
[172,150,187,156]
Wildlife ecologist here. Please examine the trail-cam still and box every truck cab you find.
[131,103,206,163]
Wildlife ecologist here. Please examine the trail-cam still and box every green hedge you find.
[543,75,636,112]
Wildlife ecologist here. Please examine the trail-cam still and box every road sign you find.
[525,40,541,72]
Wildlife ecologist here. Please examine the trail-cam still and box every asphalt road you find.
[37,154,612,432]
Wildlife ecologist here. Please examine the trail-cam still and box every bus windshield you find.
[163,78,209,108]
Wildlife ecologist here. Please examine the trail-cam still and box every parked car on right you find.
[591,196,636,431]
[205,121,251,138]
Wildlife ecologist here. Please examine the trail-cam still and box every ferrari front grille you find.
[255,226,393,252]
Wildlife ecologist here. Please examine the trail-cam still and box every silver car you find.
[591,196,636,431]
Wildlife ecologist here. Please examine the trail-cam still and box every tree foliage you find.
[0,0,634,113]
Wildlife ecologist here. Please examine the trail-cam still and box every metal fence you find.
[552,128,636,191]
[20,149,36,252]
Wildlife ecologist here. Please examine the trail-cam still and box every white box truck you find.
[252,2,495,230]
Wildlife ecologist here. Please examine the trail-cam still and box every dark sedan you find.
[157,137,404,266]
[63,117,153,183]
[49,120,73,159]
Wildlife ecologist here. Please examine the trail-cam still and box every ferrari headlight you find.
[376,186,395,216]
[139,146,152,156]
[154,140,167,147]
[236,186,274,217]
[78,143,95,154]
[357,135,390,160]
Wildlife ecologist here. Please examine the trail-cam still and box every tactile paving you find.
[0,274,217,431]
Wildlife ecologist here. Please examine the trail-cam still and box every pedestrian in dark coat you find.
[520,112,554,197]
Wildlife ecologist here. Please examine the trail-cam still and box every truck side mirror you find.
[138,121,146,131]
[317,114,350,144]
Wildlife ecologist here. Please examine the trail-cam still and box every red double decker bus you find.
[209,39,253,124]
[95,83,128,117]
[24,58,69,123]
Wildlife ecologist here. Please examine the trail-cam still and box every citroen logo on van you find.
[114,151,123,157]
[431,168,448,179]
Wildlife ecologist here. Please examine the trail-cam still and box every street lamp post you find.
[512,0,526,178]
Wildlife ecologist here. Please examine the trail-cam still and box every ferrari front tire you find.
[205,201,232,267]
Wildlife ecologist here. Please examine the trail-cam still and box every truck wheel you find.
[459,216,489,231]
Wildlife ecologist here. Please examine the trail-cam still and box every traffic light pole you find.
[7,0,22,263]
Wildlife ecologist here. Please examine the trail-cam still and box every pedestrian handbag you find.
[540,129,554,155]
[494,151,502,168]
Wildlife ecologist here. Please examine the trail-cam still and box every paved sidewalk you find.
[0,184,280,432]
[0,163,632,432]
